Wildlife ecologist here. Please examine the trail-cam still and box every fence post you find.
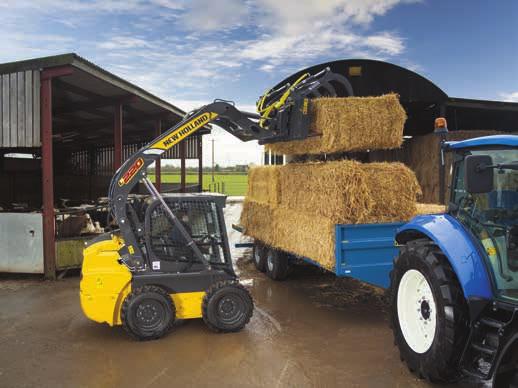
[222,182,226,194]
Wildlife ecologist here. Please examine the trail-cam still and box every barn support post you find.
[40,75,55,279]
[40,77,56,279]
[180,140,186,192]
[155,119,162,192]
[113,103,123,171]
[40,66,74,280]
[197,135,203,192]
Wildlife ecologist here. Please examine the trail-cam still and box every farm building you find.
[265,59,518,204]
[0,53,210,278]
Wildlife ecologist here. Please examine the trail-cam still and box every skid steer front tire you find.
[121,285,175,341]
[202,280,253,333]
[389,239,468,383]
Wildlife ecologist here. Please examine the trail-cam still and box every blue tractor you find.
[245,120,518,386]
[389,124,518,385]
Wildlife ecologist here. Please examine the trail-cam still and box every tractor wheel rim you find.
[397,269,437,354]
[267,253,274,272]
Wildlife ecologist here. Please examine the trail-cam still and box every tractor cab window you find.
[452,149,518,301]
[146,199,228,266]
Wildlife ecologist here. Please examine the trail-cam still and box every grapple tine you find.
[309,89,322,98]
[318,82,337,97]
[256,67,354,143]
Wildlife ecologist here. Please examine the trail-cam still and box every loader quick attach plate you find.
[259,98,312,145]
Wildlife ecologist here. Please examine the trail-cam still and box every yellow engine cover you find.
[80,235,205,327]
[80,235,131,326]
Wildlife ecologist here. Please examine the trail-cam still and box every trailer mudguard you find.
[396,214,493,300]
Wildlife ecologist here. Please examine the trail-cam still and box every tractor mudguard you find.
[396,214,493,300]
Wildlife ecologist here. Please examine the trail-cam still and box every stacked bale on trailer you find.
[241,160,421,270]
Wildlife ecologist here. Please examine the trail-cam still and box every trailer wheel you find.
[121,285,175,341]
[389,239,468,383]
[265,248,289,281]
[253,242,267,272]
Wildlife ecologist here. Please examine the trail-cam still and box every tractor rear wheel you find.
[253,241,267,272]
[202,280,254,333]
[265,248,290,281]
[121,285,175,341]
[389,239,468,383]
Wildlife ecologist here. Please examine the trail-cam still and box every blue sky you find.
[1,0,517,165]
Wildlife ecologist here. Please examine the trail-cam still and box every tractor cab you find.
[445,135,518,302]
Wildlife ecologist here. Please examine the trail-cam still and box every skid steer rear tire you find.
[389,239,468,383]
[265,248,290,281]
[202,280,253,333]
[253,242,267,272]
[121,285,175,341]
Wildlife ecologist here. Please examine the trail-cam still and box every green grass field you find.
[148,172,248,196]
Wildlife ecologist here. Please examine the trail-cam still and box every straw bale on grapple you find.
[266,94,406,156]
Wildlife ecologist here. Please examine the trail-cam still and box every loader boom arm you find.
[108,101,278,269]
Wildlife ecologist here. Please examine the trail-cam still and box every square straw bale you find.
[266,94,406,156]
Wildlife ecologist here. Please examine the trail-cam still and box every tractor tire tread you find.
[389,239,469,383]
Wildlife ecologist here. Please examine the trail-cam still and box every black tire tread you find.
[202,280,254,333]
[389,238,468,383]
[253,241,267,272]
[266,248,290,281]
[121,284,175,341]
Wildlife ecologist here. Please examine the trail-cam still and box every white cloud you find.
[182,0,249,31]
[97,36,151,50]
[500,92,518,103]
[150,0,184,10]
[0,0,420,165]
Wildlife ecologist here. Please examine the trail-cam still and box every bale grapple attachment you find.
[256,67,354,144]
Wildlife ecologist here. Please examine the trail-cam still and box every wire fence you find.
[206,181,248,196]
[153,172,248,196]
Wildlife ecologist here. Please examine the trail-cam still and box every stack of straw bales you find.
[368,130,503,203]
[241,161,421,270]
[404,130,502,203]
[266,94,406,156]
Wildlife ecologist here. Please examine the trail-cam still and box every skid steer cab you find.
[80,193,253,340]
[391,122,518,386]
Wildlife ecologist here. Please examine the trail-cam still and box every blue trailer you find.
[237,131,518,387]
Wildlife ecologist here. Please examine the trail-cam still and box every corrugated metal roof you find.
[0,53,186,118]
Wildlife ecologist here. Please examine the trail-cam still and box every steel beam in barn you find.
[198,136,203,191]
[113,103,122,170]
[180,140,186,192]
[155,119,162,192]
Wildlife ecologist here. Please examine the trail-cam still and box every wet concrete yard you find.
[0,202,477,387]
